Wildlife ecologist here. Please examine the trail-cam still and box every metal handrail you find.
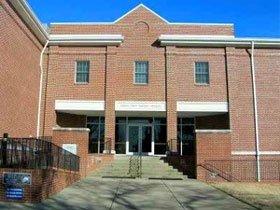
[0,137,80,171]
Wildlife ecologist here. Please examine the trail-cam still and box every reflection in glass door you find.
[128,126,139,153]
[141,126,152,153]
[127,125,153,155]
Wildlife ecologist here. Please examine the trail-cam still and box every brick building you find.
[0,0,279,181]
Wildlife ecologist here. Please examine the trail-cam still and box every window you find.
[134,61,148,84]
[177,118,195,156]
[195,62,209,84]
[76,61,89,83]
[87,117,105,153]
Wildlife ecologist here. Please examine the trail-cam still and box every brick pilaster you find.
[165,46,178,153]
[104,46,117,153]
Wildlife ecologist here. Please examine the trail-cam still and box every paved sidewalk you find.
[0,175,256,210]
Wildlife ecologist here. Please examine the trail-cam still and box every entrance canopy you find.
[55,100,105,116]
[177,101,228,117]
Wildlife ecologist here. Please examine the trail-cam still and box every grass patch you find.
[211,182,280,210]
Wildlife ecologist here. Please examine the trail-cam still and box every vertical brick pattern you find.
[104,46,117,152]
[196,132,231,181]
[52,129,89,177]
[166,46,178,152]
[52,129,114,177]
[226,47,256,151]
[0,1,42,137]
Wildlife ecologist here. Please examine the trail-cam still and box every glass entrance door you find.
[127,125,153,155]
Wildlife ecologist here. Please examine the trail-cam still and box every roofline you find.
[9,0,49,44]
[50,22,234,26]
[50,4,234,26]
[159,35,280,48]
[49,34,124,46]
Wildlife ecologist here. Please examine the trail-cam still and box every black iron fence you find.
[203,159,280,182]
[0,137,80,171]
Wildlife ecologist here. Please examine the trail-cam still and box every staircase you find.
[91,155,185,179]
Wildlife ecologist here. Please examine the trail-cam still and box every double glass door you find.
[127,125,153,155]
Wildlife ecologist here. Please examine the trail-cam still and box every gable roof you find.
[114,4,169,24]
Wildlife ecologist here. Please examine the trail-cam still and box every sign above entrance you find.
[115,101,166,112]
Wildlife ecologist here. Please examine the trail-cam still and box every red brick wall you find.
[52,128,90,177]
[52,128,114,177]
[0,168,80,203]
[196,131,232,181]
[0,0,42,137]
[254,50,280,152]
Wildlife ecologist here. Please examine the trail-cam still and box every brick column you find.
[165,46,178,153]
[104,46,117,154]
[52,127,90,177]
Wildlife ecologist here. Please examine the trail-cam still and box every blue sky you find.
[28,0,280,38]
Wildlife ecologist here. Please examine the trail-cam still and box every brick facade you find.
[0,0,42,137]
[0,1,279,183]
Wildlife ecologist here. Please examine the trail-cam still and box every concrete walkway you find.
[0,175,256,210]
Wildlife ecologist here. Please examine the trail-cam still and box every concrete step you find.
[91,156,185,179]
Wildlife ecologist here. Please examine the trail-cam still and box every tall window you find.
[87,117,104,153]
[134,61,148,84]
[177,118,195,156]
[195,62,209,84]
[76,61,90,83]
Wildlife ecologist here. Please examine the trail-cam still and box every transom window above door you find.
[134,61,149,84]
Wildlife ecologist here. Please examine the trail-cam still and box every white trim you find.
[177,101,228,112]
[53,127,90,132]
[159,35,280,47]
[50,4,233,26]
[115,101,166,112]
[49,34,124,46]
[9,0,48,44]
[196,129,231,133]
[160,35,235,40]
[232,151,280,155]
[55,100,105,111]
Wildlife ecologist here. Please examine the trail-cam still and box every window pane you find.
[154,125,166,143]
[181,125,195,142]
[181,118,195,125]
[116,117,126,124]
[195,62,209,84]
[135,61,148,84]
[116,124,126,142]
[87,117,99,124]
[87,116,105,154]
[88,124,99,141]
[76,61,89,83]
[154,118,166,124]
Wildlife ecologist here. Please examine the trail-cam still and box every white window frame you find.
[134,61,149,85]
[75,60,90,84]
[194,61,210,85]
